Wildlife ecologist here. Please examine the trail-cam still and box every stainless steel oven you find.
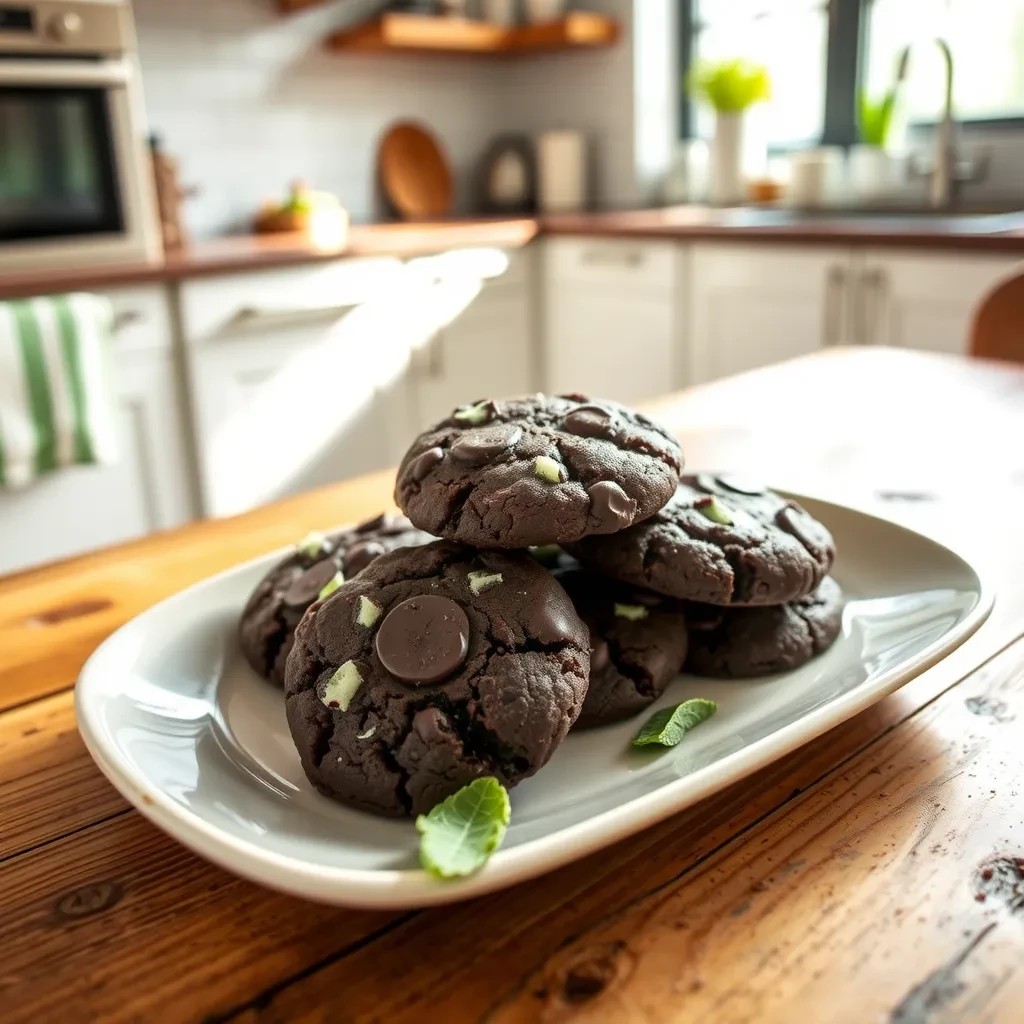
[0,0,158,271]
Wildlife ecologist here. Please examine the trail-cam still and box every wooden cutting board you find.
[378,120,454,219]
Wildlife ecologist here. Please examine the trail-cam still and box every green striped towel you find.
[0,293,118,488]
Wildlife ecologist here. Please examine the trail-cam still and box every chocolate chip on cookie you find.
[284,540,590,817]
[555,567,688,729]
[394,394,683,549]
[567,474,835,605]
[238,513,433,686]
[685,577,844,677]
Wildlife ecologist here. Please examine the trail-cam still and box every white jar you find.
[524,0,565,23]
[481,0,517,25]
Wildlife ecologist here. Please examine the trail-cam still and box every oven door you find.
[0,59,158,270]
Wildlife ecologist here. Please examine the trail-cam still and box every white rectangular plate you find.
[76,495,991,908]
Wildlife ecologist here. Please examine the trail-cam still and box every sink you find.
[711,205,1024,234]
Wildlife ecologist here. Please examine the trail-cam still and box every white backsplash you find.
[133,0,1021,240]
[133,0,505,238]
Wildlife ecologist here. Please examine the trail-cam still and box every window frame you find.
[679,0,1024,145]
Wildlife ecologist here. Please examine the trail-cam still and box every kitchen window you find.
[681,0,1024,146]
[686,0,829,147]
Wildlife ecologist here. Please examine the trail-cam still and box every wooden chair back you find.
[970,271,1024,363]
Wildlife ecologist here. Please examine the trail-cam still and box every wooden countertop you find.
[3,348,1024,1023]
[0,218,541,299]
[4,205,1024,300]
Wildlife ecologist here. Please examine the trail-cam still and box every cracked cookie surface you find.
[685,577,844,677]
[239,513,432,686]
[394,394,684,549]
[556,568,688,729]
[567,474,835,605]
[284,540,590,817]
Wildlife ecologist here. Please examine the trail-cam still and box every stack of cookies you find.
[239,394,841,819]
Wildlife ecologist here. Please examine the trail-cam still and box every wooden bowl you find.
[378,121,454,219]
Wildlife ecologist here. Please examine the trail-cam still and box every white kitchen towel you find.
[0,293,118,488]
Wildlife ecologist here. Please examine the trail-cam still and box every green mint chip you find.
[318,570,345,601]
[632,698,718,748]
[528,544,562,566]
[416,777,511,879]
[321,661,362,711]
[614,603,649,622]
[297,531,328,558]
[453,400,494,426]
[356,595,382,628]
[695,495,733,526]
[534,455,565,483]
[468,570,503,595]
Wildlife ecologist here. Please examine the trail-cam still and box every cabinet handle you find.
[231,302,359,328]
[823,265,846,346]
[862,268,887,346]
[579,248,645,268]
[112,310,144,332]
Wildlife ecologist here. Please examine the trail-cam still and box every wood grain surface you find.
[2,348,1023,1024]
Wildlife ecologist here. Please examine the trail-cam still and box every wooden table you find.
[3,348,1024,1024]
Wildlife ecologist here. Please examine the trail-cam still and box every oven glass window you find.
[0,86,123,241]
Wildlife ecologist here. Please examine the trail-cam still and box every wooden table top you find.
[3,347,1024,1024]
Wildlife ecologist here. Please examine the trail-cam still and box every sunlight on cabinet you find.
[181,251,529,517]
[384,249,536,449]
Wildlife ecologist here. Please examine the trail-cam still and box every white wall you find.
[133,0,504,237]
[495,0,677,210]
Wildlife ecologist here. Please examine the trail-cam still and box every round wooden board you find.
[377,121,454,219]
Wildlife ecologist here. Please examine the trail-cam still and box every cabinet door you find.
[187,329,399,519]
[182,261,422,518]
[0,345,193,574]
[689,244,852,383]
[544,239,679,403]
[546,286,676,402]
[858,251,1022,354]
[412,277,535,430]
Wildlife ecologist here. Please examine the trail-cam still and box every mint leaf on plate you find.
[416,777,511,879]
[632,698,718,748]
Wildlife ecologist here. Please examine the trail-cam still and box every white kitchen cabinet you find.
[855,250,1022,353]
[180,258,423,518]
[0,285,195,574]
[405,249,536,434]
[688,244,852,384]
[542,238,680,402]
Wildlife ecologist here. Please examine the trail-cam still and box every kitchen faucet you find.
[898,37,988,207]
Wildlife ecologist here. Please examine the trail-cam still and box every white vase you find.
[710,112,745,206]
[848,145,897,203]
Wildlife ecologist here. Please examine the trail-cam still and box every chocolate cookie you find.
[394,394,683,549]
[556,568,688,729]
[239,513,432,686]
[284,540,590,817]
[685,577,844,677]
[568,474,835,606]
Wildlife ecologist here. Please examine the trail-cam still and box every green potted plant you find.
[850,87,903,202]
[689,59,771,204]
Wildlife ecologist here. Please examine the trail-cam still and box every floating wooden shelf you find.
[327,12,620,57]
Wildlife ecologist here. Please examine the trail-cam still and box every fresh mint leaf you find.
[416,777,510,879]
[632,698,718,748]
